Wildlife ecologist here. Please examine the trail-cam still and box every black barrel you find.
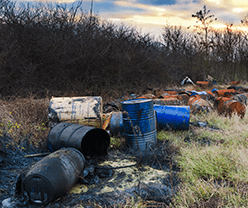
[47,122,110,156]
[23,148,85,204]
[0,140,6,163]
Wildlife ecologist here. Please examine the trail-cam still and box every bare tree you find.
[191,5,217,80]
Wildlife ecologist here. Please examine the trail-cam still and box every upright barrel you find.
[23,148,85,205]
[109,111,124,136]
[153,105,190,130]
[122,99,157,150]
[47,122,110,157]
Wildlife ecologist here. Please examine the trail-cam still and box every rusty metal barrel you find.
[189,95,211,114]
[122,99,157,151]
[47,122,110,157]
[23,148,85,205]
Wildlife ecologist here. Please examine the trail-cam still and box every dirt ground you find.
[0,135,179,208]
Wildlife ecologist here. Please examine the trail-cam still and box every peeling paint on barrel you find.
[49,96,102,126]
[189,95,211,114]
[122,99,157,151]
[215,97,246,118]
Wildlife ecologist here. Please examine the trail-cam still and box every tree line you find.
[0,1,247,99]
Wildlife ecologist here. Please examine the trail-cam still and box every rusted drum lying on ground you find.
[0,140,6,163]
[196,81,209,88]
[231,94,247,105]
[215,97,246,118]
[23,148,85,205]
[189,95,212,114]
[47,122,110,156]
[122,99,157,151]
[213,89,236,97]
[153,105,190,131]
[153,98,181,106]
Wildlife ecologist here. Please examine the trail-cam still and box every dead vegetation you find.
[1,1,248,207]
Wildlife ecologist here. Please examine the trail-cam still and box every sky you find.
[27,0,248,37]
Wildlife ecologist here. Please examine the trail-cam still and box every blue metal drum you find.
[153,105,190,130]
[122,99,157,150]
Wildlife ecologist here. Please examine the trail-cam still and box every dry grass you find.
[165,103,248,207]
[0,96,50,151]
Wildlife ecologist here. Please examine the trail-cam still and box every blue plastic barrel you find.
[109,112,124,136]
[153,105,190,130]
[122,99,157,150]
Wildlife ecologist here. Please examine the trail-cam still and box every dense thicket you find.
[0,0,248,98]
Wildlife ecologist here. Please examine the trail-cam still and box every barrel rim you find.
[122,98,152,104]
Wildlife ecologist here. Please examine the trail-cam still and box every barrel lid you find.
[122,99,152,105]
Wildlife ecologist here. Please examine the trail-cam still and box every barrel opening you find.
[24,175,53,205]
[81,128,110,157]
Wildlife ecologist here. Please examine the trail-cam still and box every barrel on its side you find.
[23,148,85,205]
[0,140,6,163]
[122,99,157,151]
[47,122,110,156]
[154,105,190,130]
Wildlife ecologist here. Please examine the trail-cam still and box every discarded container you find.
[213,89,236,97]
[137,94,156,99]
[205,91,214,96]
[160,95,179,99]
[231,94,247,105]
[49,96,102,127]
[153,105,190,130]
[189,95,211,114]
[162,91,178,95]
[0,140,6,163]
[122,99,157,150]
[153,98,181,106]
[47,122,110,157]
[178,94,190,105]
[227,86,244,92]
[22,148,85,205]
[109,111,124,136]
[196,81,209,88]
[190,91,208,96]
[102,113,112,130]
[229,81,240,85]
[215,97,245,118]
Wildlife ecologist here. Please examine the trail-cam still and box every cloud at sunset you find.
[18,0,248,35]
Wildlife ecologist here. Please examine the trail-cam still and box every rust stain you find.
[189,95,211,114]
[196,81,209,88]
[229,81,240,85]
[215,97,245,118]
[102,113,112,130]
[213,89,236,97]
